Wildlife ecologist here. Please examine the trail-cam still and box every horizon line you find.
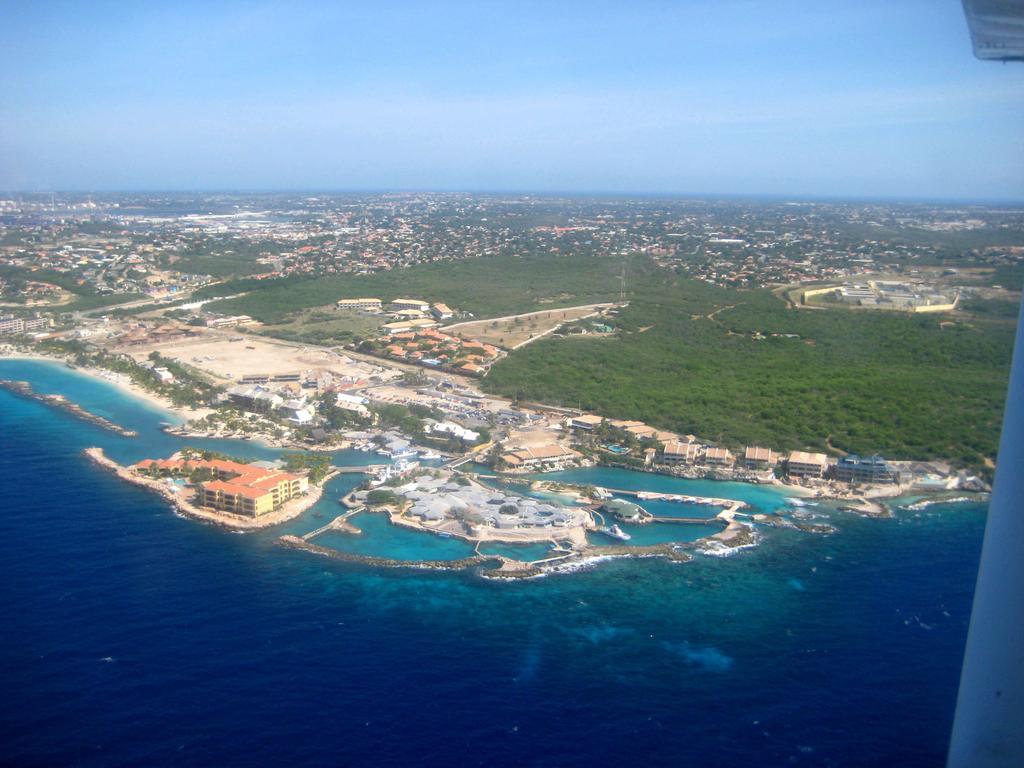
[3,187,1024,207]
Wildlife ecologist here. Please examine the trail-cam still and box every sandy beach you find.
[0,351,210,423]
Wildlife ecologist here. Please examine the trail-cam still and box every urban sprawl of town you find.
[1,193,1018,573]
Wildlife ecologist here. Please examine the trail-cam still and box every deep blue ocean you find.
[0,359,986,767]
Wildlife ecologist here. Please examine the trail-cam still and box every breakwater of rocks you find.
[1,379,138,437]
[277,534,701,579]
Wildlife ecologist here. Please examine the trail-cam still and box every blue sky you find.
[1,1,1022,198]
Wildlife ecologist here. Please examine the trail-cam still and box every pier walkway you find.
[446,455,475,470]
[647,515,728,525]
[333,465,384,475]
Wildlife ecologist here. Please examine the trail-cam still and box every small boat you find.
[437,531,453,539]
[599,524,632,541]
[419,450,442,460]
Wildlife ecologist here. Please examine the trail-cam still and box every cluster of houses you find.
[113,320,202,347]
[567,413,898,484]
[223,383,316,425]
[377,328,501,376]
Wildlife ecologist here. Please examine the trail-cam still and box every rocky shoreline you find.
[899,495,988,511]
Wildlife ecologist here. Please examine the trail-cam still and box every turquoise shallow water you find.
[537,465,797,512]
[0,358,988,767]
[313,513,479,561]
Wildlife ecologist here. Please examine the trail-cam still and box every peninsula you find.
[85,447,333,530]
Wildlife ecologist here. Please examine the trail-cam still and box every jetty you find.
[303,508,364,540]
[278,535,533,576]
[646,515,729,525]
[2,379,138,437]
[597,487,747,510]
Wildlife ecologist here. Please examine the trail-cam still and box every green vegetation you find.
[139,447,251,481]
[63,293,146,311]
[484,278,1014,475]
[180,447,252,464]
[34,339,217,408]
[366,489,398,505]
[0,265,87,295]
[316,393,373,430]
[372,402,430,435]
[258,306,384,346]
[156,238,294,277]
[0,265,144,311]
[282,452,332,484]
[204,254,643,323]
[960,296,1021,321]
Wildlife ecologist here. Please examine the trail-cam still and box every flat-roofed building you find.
[834,454,895,484]
[226,384,284,412]
[569,414,604,431]
[383,318,438,334]
[742,446,776,470]
[0,316,45,335]
[787,450,829,478]
[427,421,480,443]
[390,298,430,312]
[205,314,258,328]
[0,317,24,334]
[337,298,382,311]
